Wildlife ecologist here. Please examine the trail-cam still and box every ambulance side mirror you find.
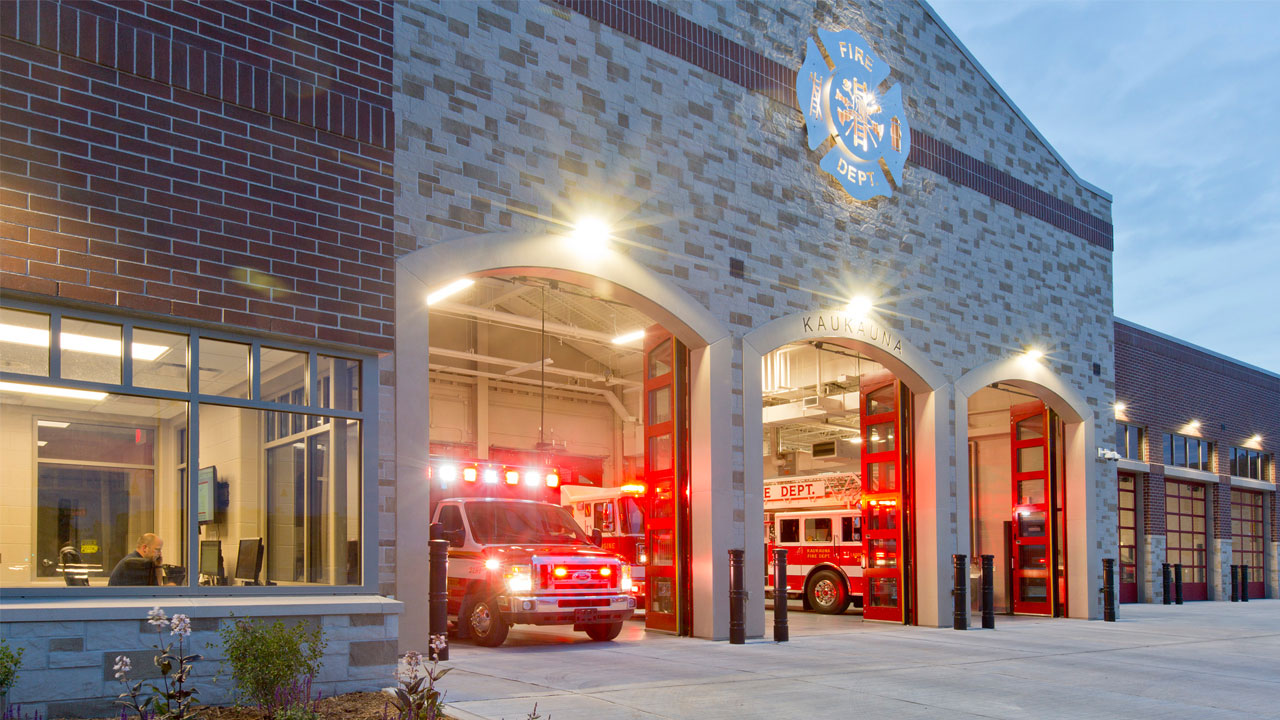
[591,528,604,547]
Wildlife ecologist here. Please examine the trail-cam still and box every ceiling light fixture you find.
[612,329,645,345]
[426,278,475,306]
[0,324,167,361]
[0,381,107,401]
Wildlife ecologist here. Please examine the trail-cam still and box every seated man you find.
[108,533,167,586]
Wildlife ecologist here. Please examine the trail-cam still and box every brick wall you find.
[1115,320,1279,479]
[1142,467,1166,535]
[1213,477,1231,540]
[0,0,396,351]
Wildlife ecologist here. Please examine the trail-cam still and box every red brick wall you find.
[0,0,395,351]
[1213,478,1231,541]
[1142,467,1165,535]
[1114,320,1278,483]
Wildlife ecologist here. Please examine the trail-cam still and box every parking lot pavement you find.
[437,600,1280,720]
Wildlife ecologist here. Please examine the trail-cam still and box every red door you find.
[860,375,907,623]
[1118,474,1138,603]
[1010,402,1055,615]
[1165,480,1207,601]
[643,327,689,633]
[1230,489,1264,599]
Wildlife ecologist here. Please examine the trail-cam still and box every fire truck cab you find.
[429,460,636,647]
[560,483,647,605]
[764,473,864,614]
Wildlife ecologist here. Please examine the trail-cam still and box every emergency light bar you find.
[430,458,564,489]
[620,483,646,494]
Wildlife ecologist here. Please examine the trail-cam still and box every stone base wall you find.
[1142,533,1167,603]
[0,599,401,718]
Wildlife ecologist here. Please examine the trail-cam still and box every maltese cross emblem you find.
[797,29,911,201]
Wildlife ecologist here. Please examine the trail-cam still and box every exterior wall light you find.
[1023,348,1045,362]
[1249,434,1263,445]
[426,277,474,305]
[568,216,612,257]
[1114,402,1126,414]
[844,295,873,318]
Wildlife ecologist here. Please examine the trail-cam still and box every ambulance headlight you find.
[505,564,532,593]
[620,564,633,592]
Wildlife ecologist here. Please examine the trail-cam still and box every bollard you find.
[1230,565,1239,602]
[429,523,450,661]
[1174,563,1183,605]
[980,554,995,629]
[952,554,967,630]
[1102,558,1116,622]
[729,548,745,645]
[1161,563,1171,605]
[1241,565,1249,602]
[773,548,789,643]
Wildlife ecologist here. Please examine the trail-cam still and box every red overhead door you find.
[1165,480,1207,601]
[860,375,910,623]
[1231,489,1264,599]
[643,327,690,634]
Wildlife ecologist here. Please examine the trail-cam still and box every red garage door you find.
[1165,480,1207,601]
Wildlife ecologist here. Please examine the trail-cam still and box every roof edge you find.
[1114,317,1280,382]
[917,0,1113,203]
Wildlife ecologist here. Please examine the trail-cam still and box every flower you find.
[113,654,133,680]
[170,614,191,638]
[146,606,169,627]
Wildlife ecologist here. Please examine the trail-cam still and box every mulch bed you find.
[196,692,392,719]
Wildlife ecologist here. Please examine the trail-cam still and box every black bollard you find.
[1161,562,1172,605]
[980,554,995,629]
[1102,558,1116,622]
[1230,565,1239,602]
[1241,565,1249,602]
[773,548,789,643]
[729,548,745,644]
[429,523,450,661]
[1174,563,1183,605]
[952,554,967,630]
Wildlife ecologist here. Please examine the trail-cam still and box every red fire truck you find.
[428,458,636,646]
[561,483,648,606]
[765,473,865,614]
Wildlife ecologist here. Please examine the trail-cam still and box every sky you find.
[927,0,1280,374]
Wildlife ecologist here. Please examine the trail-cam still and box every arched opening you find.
[744,312,949,633]
[956,358,1099,620]
[394,232,732,648]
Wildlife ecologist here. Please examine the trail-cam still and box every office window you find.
[0,301,368,593]
[1229,447,1270,482]
[1163,433,1215,472]
[1116,423,1145,461]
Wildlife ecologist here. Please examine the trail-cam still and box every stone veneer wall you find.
[0,600,400,718]
[390,0,1115,626]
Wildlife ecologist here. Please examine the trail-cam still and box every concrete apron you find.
[437,601,1280,720]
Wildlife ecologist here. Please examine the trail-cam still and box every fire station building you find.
[0,0,1274,715]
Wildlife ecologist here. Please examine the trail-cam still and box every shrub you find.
[217,616,326,717]
[0,639,24,696]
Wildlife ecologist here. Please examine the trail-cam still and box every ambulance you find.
[764,472,865,614]
[428,458,636,647]
[560,483,648,605]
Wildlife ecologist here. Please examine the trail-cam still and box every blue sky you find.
[928,0,1280,374]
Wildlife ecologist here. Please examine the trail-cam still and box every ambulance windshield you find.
[467,502,592,545]
[618,496,645,535]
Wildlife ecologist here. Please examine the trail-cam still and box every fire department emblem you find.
[797,29,910,201]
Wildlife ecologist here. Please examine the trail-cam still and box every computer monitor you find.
[199,540,222,577]
[234,537,263,585]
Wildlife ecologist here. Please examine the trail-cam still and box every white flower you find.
[113,654,132,680]
[170,614,191,637]
[146,606,169,627]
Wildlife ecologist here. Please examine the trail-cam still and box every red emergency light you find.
[463,467,478,483]
[504,470,520,485]
[620,483,646,494]
[545,472,560,488]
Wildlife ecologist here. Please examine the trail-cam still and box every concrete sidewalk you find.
[437,601,1280,720]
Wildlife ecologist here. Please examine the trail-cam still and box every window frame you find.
[1116,422,1145,461]
[1163,432,1216,472]
[1229,446,1271,482]
[0,299,378,598]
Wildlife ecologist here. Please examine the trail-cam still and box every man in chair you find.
[108,533,170,586]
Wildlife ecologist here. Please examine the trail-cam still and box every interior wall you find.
[971,431,1012,613]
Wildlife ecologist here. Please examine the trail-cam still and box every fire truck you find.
[764,472,865,614]
[560,483,648,606]
[428,459,636,647]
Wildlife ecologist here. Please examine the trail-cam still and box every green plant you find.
[383,652,449,720]
[217,615,326,716]
[0,639,24,695]
[114,607,203,720]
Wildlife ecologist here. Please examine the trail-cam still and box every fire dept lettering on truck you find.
[797,28,911,201]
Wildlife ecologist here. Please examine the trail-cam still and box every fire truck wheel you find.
[583,621,624,641]
[463,595,510,647]
[806,569,850,614]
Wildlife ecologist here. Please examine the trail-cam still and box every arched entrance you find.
[743,311,950,632]
[955,357,1100,620]
[394,232,732,648]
